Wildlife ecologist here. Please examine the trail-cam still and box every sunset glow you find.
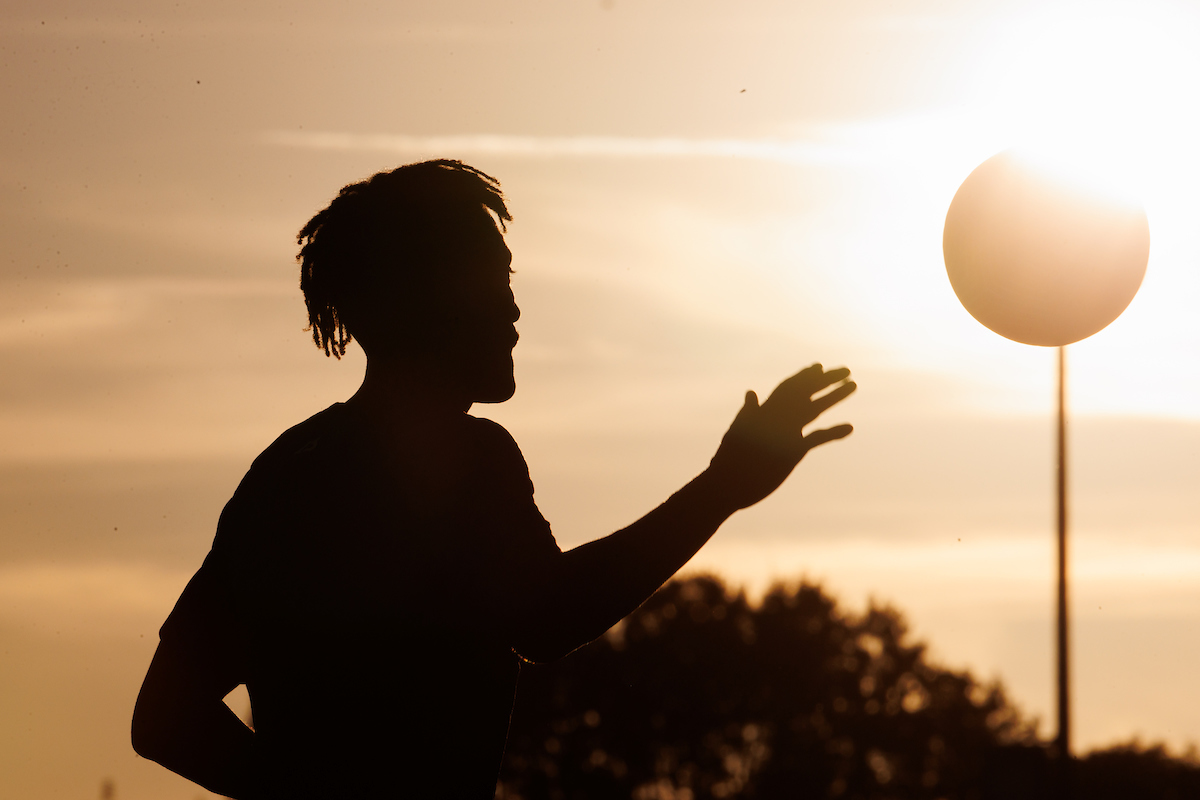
[3,1,1200,798]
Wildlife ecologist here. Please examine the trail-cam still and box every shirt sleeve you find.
[158,497,251,683]
[473,417,561,563]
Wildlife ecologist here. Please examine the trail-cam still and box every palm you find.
[708,363,855,511]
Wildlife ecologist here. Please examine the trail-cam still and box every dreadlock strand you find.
[295,159,512,359]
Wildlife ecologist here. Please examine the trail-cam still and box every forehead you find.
[451,210,512,272]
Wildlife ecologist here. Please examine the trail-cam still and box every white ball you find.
[943,149,1149,347]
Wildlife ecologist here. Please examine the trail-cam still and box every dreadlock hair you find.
[296,159,512,358]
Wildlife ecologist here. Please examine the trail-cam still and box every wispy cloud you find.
[261,130,856,165]
[689,535,1200,612]
[0,277,295,348]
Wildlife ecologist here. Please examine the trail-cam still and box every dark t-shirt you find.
[160,403,561,798]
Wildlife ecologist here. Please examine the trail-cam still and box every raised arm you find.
[511,363,855,662]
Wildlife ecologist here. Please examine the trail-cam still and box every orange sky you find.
[3,2,1200,798]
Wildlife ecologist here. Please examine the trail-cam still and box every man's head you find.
[297,160,520,403]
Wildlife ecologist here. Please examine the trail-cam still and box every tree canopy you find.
[498,575,1199,800]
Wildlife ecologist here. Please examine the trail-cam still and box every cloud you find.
[689,534,1200,609]
[260,130,856,166]
[0,277,295,349]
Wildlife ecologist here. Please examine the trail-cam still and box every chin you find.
[466,362,516,404]
[473,379,516,405]
[462,351,516,405]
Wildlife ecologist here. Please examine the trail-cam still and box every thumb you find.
[733,390,760,422]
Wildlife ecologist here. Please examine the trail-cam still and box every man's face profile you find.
[369,209,518,407]
[437,213,520,406]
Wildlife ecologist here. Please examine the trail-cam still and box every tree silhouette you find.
[500,575,1038,800]
[1075,741,1200,800]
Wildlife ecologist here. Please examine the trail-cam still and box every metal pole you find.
[1055,345,1071,797]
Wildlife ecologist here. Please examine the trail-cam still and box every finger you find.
[802,423,853,449]
[809,381,857,417]
[769,365,851,406]
[774,363,825,394]
[818,366,851,386]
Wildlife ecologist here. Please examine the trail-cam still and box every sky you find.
[3,0,1200,797]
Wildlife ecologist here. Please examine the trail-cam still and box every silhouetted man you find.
[131,160,856,799]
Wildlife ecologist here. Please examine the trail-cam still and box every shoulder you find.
[465,414,520,450]
[253,403,353,469]
[214,404,356,543]
[463,414,546,501]
[244,403,360,485]
[465,415,530,472]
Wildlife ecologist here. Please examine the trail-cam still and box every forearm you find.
[132,646,268,800]
[135,701,264,799]
[566,468,736,601]
[512,364,856,662]
[512,468,738,661]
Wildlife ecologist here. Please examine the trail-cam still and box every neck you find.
[347,354,471,423]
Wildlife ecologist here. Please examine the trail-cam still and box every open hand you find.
[706,363,855,512]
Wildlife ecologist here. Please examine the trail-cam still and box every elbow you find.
[513,643,569,665]
[131,675,184,763]
[508,574,611,663]
[130,696,162,760]
[512,628,590,665]
[131,643,197,763]
[510,611,576,664]
[132,694,196,769]
[510,605,613,664]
